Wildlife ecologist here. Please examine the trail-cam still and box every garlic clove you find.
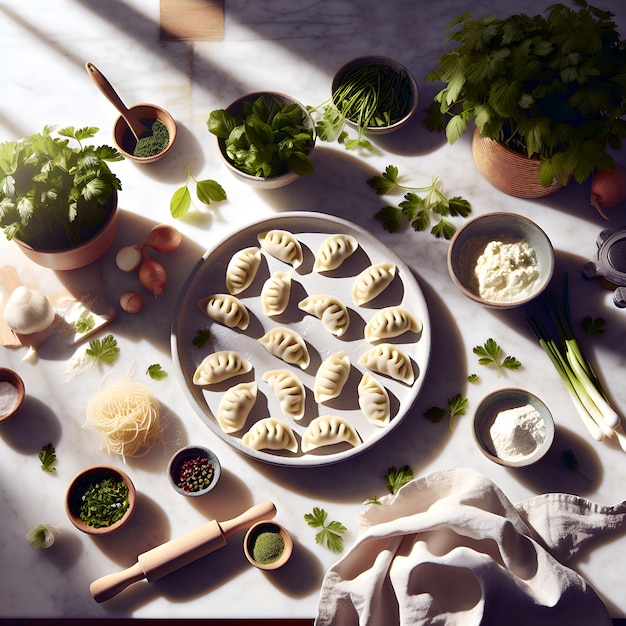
[3,286,56,335]
[120,291,144,314]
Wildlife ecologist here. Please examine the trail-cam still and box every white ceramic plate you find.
[171,212,431,466]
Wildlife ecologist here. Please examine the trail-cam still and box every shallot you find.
[139,252,167,297]
[115,245,143,272]
[120,291,144,314]
[142,224,182,254]
[590,164,626,220]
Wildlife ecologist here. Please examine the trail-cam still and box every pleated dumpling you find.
[192,351,252,385]
[198,294,250,330]
[298,294,350,337]
[262,369,306,420]
[261,270,292,316]
[216,381,258,433]
[314,234,358,272]
[225,247,262,295]
[258,229,303,268]
[258,327,310,369]
[242,417,298,453]
[301,415,360,453]
[358,343,414,385]
[358,373,390,427]
[314,351,350,403]
[364,305,422,342]
[351,262,397,306]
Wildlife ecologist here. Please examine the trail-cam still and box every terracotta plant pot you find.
[13,191,120,271]
[471,128,570,198]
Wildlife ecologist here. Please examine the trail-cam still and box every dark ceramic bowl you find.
[168,445,221,497]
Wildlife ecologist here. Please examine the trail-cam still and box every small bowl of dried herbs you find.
[168,445,221,497]
[65,465,136,535]
[244,520,293,570]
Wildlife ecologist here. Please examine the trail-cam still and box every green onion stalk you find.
[527,275,625,451]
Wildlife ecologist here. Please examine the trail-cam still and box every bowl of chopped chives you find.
[65,465,136,535]
[168,445,221,497]
[244,520,293,570]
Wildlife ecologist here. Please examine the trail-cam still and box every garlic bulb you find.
[3,286,56,335]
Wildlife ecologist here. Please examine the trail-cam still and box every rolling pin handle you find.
[89,562,146,603]
[219,501,277,539]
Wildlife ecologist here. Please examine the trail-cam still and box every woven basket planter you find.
[471,127,569,198]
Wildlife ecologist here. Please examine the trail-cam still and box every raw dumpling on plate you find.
[301,415,360,453]
[242,417,298,453]
[314,351,350,403]
[364,305,422,342]
[358,343,414,385]
[358,373,390,426]
[313,234,358,272]
[298,294,350,337]
[261,270,292,316]
[216,381,258,433]
[198,294,250,330]
[262,369,306,421]
[225,246,262,295]
[192,351,252,385]
[258,327,310,369]
[258,229,303,268]
[351,262,397,306]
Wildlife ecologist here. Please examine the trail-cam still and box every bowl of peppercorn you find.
[168,445,221,497]
[244,520,293,570]
[65,464,136,535]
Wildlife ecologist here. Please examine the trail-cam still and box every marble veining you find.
[1,0,625,619]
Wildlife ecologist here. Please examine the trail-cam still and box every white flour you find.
[0,381,19,417]
[483,403,546,461]
[474,240,539,302]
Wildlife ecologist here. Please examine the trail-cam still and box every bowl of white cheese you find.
[473,388,555,467]
[447,212,555,308]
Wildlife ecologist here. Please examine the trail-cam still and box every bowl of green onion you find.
[65,465,136,535]
[331,56,419,135]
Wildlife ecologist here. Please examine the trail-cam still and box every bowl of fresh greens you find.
[207,92,316,189]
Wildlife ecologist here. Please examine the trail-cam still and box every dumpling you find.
[358,373,390,427]
[258,327,310,369]
[225,247,262,295]
[314,234,358,272]
[257,229,303,268]
[298,294,350,337]
[216,381,257,433]
[351,262,397,306]
[198,294,250,330]
[301,415,360,453]
[242,417,298,453]
[314,351,350,403]
[262,369,306,420]
[192,351,252,385]
[261,270,292,316]
[364,306,422,342]
[358,344,414,385]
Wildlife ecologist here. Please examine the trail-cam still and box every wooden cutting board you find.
[160,0,224,41]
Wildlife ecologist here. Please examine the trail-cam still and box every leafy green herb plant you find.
[368,165,472,239]
[423,2,626,186]
[170,165,227,218]
[473,338,522,376]
[304,507,346,553]
[0,126,123,249]
[208,94,315,179]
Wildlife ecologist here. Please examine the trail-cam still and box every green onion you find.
[527,275,625,450]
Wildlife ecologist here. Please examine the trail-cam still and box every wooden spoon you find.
[85,62,150,141]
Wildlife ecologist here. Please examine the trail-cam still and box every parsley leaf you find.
[192,329,211,348]
[423,406,447,423]
[424,393,469,431]
[561,449,591,482]
[39,442,57,473]
[86,334,119,365]
[147,364,168,380]
[581,315,606,337]
[304,507,346,553]
[467,373,480,383]
[385,465,414,494]
[473,338,521,376]
[170,165,227,218]
[74,312,95,335]
[363,496,382,506]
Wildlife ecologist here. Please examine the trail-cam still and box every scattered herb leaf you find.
[74,312,95,335]
[363,496,382,506]
[26,523,55,549]
[473,338,521,376]
[170,164,227,218]
[424,394,469,431]
[423,406,447,423]
[39,442,57,473]
[385,465,414,494]
[86,334,119,365]
[147,363,167,380]
[581,315,606,337]
[562,449,591,482]
[467,373,480,383]
[192,329,211,349]
[304,507,346,553]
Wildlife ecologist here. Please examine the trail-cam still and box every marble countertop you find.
[1,0,626,620]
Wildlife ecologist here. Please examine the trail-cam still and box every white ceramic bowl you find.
[473,388,555,467]
[447,212,555,309]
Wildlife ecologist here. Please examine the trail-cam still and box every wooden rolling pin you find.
[90,501,276,603]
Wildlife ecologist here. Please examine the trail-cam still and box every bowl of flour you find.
[447,212,555,309]
[473,388,555,467]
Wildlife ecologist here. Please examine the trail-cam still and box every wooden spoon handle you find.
[85,62,149,139]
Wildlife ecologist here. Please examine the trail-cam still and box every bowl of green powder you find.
[114,103,177,163]
[244,520,293,570]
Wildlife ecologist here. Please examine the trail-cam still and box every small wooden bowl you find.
[0,367,25,423]
[168,445,221,497]
[65,465,136,535]
[244,520,293,570]
[114,103,177,163]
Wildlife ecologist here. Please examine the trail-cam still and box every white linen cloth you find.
[315,468,626,626]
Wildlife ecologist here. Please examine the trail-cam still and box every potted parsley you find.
[0,125,123,269]
[423,1,626,196]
